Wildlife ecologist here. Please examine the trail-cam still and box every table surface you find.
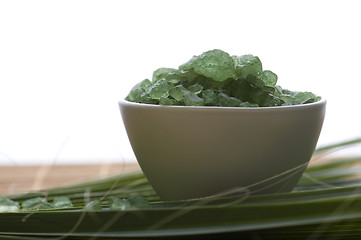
[0,163,141,196]
[0,154,336,196]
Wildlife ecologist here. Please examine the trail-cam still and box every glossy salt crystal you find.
[127,195,151,210]
[152,68,178,83]
[148,79,171,100]
[22,197,53,210]
[233,54,263,79]
[187,83,203,95]
[126,79,151,102]
[258,70,278,87]
[180,49,237,82]
[201,89,217,105]
[0,196,20,212]
[159,96,176,105]
[169,85,186,101]
[85,200,102,211]
[108,196,131,210]
[217,92,242,107]
[183,90,204,106]
[52,196,73,208]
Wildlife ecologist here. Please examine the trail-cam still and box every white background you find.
[0,0,360,165]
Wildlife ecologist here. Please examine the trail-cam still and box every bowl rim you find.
[119,98,326,111]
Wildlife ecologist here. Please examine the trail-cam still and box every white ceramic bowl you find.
[119,99,326,201]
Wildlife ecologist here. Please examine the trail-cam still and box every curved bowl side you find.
[119,100,326,201]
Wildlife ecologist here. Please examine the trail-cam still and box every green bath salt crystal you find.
[152,68,179,83]
[202,89,217,105]
[52,196,73,209]
[108,196,131,210]
[159,96,177,105]
[125,79,152,102]
[108,196,151,211]
[257,70,278,88]
[147,78,172,100]
[187,83,204,94]
[22,197,53,210]
[179,49,237,82]
[183,89,204,106]
[85,200,102,211]
[0,196,20,212]
[169,85,187,101]
[217,92,243,107]
[127,195,151,210]
[233,54,263,79]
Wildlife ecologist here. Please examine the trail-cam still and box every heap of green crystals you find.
[125,49,321,107]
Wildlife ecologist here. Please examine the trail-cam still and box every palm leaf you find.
[1,138,361,239]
